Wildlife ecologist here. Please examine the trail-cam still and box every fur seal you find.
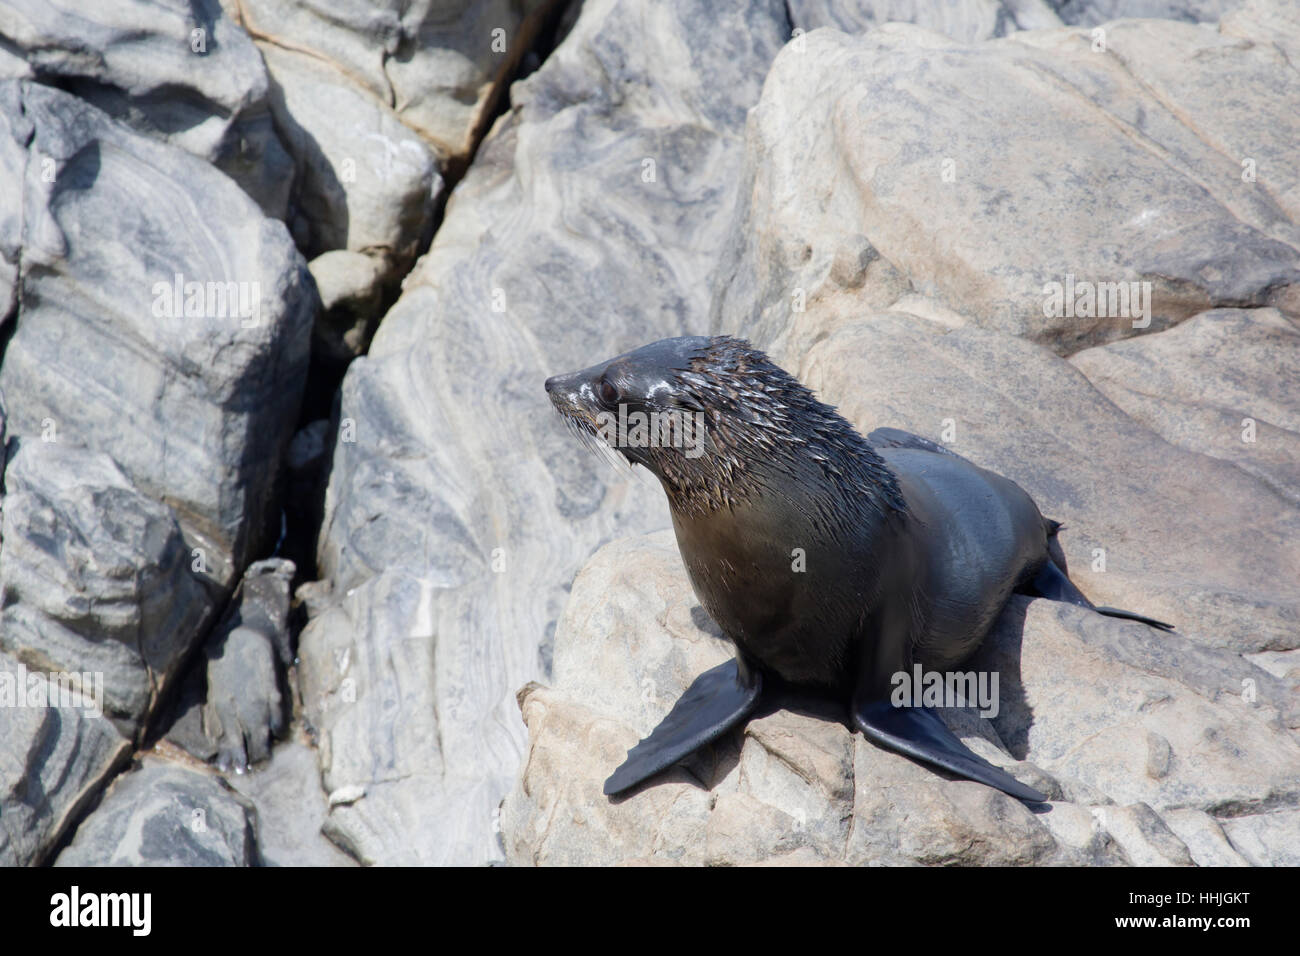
[545,335,1171,802]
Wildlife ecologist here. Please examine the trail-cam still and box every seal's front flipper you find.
[1026,558,1174,631]
[604,659,762,796]
[852,700,1048,803]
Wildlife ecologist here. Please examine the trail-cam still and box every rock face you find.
[0,79,315,584]
[54,760,258,867]
[0,0,293,218]
[0,439,215,738]
[223,0,563,289]
[711,17,1300,355]
[303,0,792,865]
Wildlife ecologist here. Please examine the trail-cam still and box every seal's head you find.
[545,335,905,519]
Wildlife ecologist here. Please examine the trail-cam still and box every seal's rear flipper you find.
[1026,558,1173,631]
[852,700,1048,803]
[604,659,762,796]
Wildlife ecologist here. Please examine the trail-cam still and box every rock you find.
[309,250,390,368]
[1219,809,1300,866]
[0,439,216,738]
[163,559,295,770]
[0,79,316,585]
[229,0,559,162]
[789,0,1064,41]
[226,740,357,866]
[258,44,441,270]
[1050,0,1243,26]
[1071,308,1300,505]
[54,760,258,866]
[1163,808,1251,866]
[710,18,1300,354]
[305,0,792,865]
[1090,804,1195,866]
[0,0,293,217]
[0,650,131,866]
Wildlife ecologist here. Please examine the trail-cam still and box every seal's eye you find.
[598,378,620,405]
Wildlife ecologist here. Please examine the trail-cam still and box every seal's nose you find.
[544,375,559,394]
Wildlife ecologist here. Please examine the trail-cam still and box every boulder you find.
[0,439,215,738]
[1071,308,1300,505]
[257,43,440,268]
[54,760,258,866]
[0,0,293,218]
[228,0,559,163]
[0,650,131,866]
[0,79,316,585]
[226,740,357,866]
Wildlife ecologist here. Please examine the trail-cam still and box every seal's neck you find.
[655,419,907,529]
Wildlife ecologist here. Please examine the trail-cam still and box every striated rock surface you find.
[229,0,558,163]
[54,760,258,866]
[0,0,293,218]
[1071,308,1300,505]
[304,0,792,865]
[257,43,440,269]
[789,0,1064,41]
[0,439,215,738]
[0,650,131,866]
[711,17,1300,355]
[0,79,315,584]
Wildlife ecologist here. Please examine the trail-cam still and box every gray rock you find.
[1049,0,1244,26]
[0,0,293,218]
[1072,308,1300,505]
[306,0,792,865]
[230,0,558,162]
[226,739,357,866]
[258,43,441,269]
[164,558,295,771]
[0,650,131,867]
[0,79,316,585]
[0,439,216,738]
[309,249,389,365]
[54,760,258,866]
[789,0,1064,41]
[711,18,1300,355]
